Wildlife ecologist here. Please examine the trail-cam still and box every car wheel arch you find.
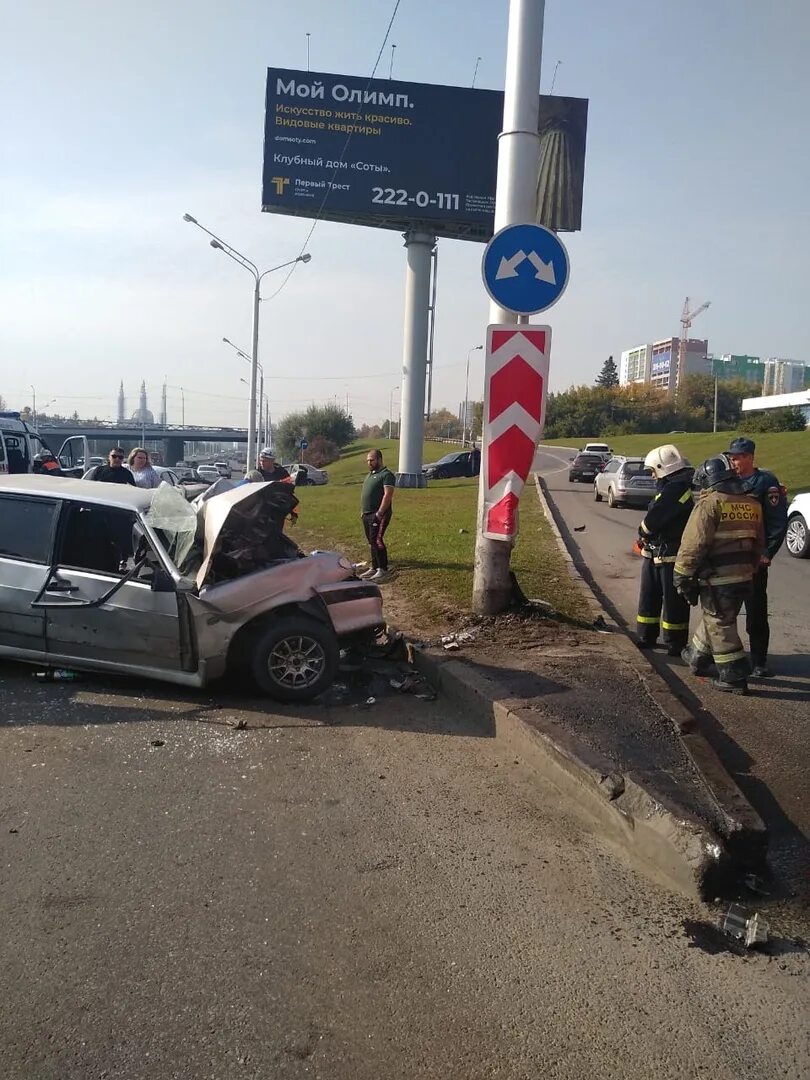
[786,512,810,558]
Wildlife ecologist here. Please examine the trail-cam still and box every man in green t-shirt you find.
[360,449,396,582]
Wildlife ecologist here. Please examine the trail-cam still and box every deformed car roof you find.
[0,475,154,512]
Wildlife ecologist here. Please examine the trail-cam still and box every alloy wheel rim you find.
[786,519,806,554]
[268,635,326,689]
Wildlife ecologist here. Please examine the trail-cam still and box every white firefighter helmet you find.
[644,444,687,479]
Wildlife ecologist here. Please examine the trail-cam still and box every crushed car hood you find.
[194,481,300,590]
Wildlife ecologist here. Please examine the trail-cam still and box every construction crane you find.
[675,296,711,394]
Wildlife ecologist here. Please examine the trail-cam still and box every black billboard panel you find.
[262,68,587,243]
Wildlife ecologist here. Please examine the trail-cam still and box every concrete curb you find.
[534,473,767,864]
[412,646,727,899]
[401,472,767,900]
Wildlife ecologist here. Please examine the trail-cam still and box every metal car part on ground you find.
[0,476,383,702]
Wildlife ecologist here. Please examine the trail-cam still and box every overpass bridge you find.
[37,422,250,465]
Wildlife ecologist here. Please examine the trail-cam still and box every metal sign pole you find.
[472,0,545,614]
[396,229,435,488]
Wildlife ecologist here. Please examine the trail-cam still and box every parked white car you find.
[785,492,810,558]
[289,463,329,486]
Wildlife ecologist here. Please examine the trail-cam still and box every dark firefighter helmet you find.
[692,454,742,494]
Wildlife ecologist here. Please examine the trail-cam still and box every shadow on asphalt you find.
[0,659,494,740]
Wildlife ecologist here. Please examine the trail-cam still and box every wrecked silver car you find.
[0,476,384,702]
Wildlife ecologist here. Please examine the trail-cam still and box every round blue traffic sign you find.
[299,439,308,450]
[482,222,570,315]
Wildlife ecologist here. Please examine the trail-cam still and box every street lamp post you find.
[224,336,265,451]
[389,385,399,440]
[464,345,483,446]
[30,385,36,428]
[183,213,311,467]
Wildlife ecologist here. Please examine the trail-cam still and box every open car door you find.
[57,435,91,478]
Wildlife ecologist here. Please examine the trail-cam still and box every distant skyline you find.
[2,0,808,428]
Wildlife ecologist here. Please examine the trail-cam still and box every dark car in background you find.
[568,452,606,483]
[422,449,480,480]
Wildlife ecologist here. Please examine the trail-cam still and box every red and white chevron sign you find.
[481,324,551,540]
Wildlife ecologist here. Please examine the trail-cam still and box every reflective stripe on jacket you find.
[674,490,764,585]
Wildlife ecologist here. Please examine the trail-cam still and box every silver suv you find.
[593,456,656,509]
[0,476,383,701]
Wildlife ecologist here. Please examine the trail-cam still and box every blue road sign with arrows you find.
[481,222,570,316]
[299,439,309,450]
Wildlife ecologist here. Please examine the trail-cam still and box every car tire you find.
[607,487,621,508]
[435,468,448,480]
[785,513,810,558]
[594,484,603,502]
[249,616,339,702]
[568,474,576,482]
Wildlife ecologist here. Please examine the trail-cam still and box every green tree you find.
[275,404,355,461]
[595,355,619,388]
[743,406,807,433]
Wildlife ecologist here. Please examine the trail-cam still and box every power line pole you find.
[472,0,545,614]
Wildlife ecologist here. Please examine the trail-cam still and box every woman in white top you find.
[127,447,162,489]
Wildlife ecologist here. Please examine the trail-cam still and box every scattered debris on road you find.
[149,739,165,748]
[34,669,81,682]
[721,904,770,949]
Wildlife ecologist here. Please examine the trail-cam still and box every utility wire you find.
[263,0,404,304]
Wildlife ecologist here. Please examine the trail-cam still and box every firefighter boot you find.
[713,654,751,695]
[681,643,714,675]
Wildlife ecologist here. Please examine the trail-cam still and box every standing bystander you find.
[360,449,396,583]
[87,448,136,484]
[725,437,788,677]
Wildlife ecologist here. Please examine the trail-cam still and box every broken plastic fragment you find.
[720,903,769,948]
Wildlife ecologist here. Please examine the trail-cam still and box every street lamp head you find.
[182,213,197,224]
[210,239,222,249]
[299,253,312,264]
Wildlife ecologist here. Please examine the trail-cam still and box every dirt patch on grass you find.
[383,586,598,659]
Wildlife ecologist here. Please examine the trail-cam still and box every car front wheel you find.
[785,513,810,558]
[249,616,339,701]
[594,483,603,502]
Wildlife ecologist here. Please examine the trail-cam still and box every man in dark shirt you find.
[88,448,136,484]
[245,447,292,484]
[726,436,788,677]
[360,449,396,583]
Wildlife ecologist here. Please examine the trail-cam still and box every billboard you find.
[262,68,587,243]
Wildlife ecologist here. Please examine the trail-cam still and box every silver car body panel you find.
[0,476,383,689]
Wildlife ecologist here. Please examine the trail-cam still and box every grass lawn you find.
[543,431,810,494]
[291,439,588,626]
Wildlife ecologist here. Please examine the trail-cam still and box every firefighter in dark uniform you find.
[725,437,788,677]
[674,455,764,695]
[635,444,694,655]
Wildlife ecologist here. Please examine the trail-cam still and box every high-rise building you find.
[117,381,126,424]
[620,338,708,390]
[619,344,651,385]
[710,355,764,385]
[763,358,808,395]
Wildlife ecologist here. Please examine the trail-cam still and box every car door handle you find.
[47,580,76,593]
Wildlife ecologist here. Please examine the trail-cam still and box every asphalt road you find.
[536,446,810,894]
[2,660,808,1079]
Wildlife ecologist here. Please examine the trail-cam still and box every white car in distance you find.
[785,492,810,558]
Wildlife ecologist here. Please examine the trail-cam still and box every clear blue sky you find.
[2,0,808,426]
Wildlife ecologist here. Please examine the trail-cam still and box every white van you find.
[582,442,612,455]
[0,412,90,477]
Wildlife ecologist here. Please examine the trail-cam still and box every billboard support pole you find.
[425,243,439,420]
[472,0,545,615]
[396,229,434,488]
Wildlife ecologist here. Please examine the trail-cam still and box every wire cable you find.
[262,0,404,303]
